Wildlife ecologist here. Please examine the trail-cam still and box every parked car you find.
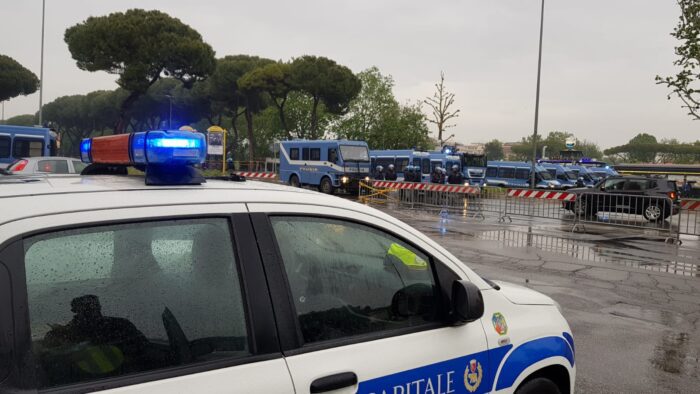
[563,176,680,222]
[2,156,86,175]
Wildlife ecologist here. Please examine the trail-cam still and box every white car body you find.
[0,176,575,394]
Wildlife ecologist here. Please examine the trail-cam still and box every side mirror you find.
[451,280,484,325]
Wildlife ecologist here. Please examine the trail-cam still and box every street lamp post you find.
[530,0,545,189]
[165,94,173,129]
[39,0,46,126]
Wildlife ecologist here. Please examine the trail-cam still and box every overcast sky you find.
[1,0,697,147]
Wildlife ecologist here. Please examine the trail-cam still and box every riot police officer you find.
[447,165,464,185]
[385,164,398,181]
[374,165,385,180]
[431,166,445,184]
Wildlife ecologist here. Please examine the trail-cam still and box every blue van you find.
[539,163,579,189]
[279,140,370,194]
[540,160,599,187]
[0,125,58,169]
[369,150,435,182]
[485,161,562,189]
[369,149,413,179]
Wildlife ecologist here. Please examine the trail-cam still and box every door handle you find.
[310,372,358,393]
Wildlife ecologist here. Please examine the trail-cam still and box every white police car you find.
[0,131,575,393]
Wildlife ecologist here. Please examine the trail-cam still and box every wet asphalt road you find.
[374,205,700,394]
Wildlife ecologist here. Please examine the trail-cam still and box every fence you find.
[678,199,700,237]
[359,180,700,240]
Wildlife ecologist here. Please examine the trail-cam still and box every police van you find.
[369,149,412,180]
[538,163,578,189]
[485,161,562,189]
[279,140,370,194]
[0,131,575,394]
[0,124,59,169]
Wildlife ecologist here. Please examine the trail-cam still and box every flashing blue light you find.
[148,138,202,149]
[80,139,92,163]
[135,130,206,166]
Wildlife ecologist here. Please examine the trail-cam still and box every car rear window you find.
[0,136,10,158]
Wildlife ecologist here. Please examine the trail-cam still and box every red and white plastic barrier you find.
[507,189,577,201]
[680,199,700,211]
[235,172,278,179]
[371,180,480,194]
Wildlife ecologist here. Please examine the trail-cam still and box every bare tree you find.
[424,72,460,144]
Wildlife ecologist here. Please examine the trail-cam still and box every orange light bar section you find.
[90,134,131,164]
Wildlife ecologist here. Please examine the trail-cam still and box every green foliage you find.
[3,114,37,126]
[510,131,602,161]
[238,62,293,135]
[0,54,39,102]
[604,136,700,163]
[484,139,504,160]
[334,67,430,150]
[656,0,700,120]
[42,90,122,156]
[64,9,216,131]
[289,56,361,134]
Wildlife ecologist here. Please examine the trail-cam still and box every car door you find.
[0,207,294,393]
[599,178,627,211]
[248,203,491,394]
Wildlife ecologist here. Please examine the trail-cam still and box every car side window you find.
[623,179,647,191]
[23,218,250,389]
[310,148,321,161]
[290,148,299,160]
[37,159,70,174]
[0,136,10,158]
[13,138,44,158]
[499,167,515,179]
[72,160,87,173]
[270,216,440,344]
[603,178,626,191]
[514,168,529,180]
[328,148,338,163]
[486,167,498,177]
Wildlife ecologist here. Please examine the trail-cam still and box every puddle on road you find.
[651,332,699,379]
[471,229,700,277]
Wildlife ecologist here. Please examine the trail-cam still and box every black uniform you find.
[447,171,464,185]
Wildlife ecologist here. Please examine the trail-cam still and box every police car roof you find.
[0,175,389,228]
[280,139,367,146]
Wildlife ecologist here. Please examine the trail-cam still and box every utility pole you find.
[530,0,545,189]
[39,0,46,125]
[165,94,173,129]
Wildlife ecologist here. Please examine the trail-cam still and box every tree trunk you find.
[245,107,255,166]
[115,90,142,134]
[274,97,290,137]
[310,96,320,138]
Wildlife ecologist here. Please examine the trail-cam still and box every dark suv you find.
[563,176,680,222]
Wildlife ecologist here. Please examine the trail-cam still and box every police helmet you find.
[388,164,395,171]
[376,165,384,172]
[452,164,460,172]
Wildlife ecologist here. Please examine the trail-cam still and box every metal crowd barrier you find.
[567,191,679,240]
[358,181,699,240]
[678,199,700,236]
[500,189,577,223]
[359,180,492,218]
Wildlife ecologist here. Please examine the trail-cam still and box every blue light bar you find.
[80,139,92,162]
[130,130,206,166]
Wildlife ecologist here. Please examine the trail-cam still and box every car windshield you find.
[538,170,553,180]
[340,145,369,162]
[463,155,487,168]
[565,171,577,180]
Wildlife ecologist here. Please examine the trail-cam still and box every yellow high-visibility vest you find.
[387,243,428,270]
